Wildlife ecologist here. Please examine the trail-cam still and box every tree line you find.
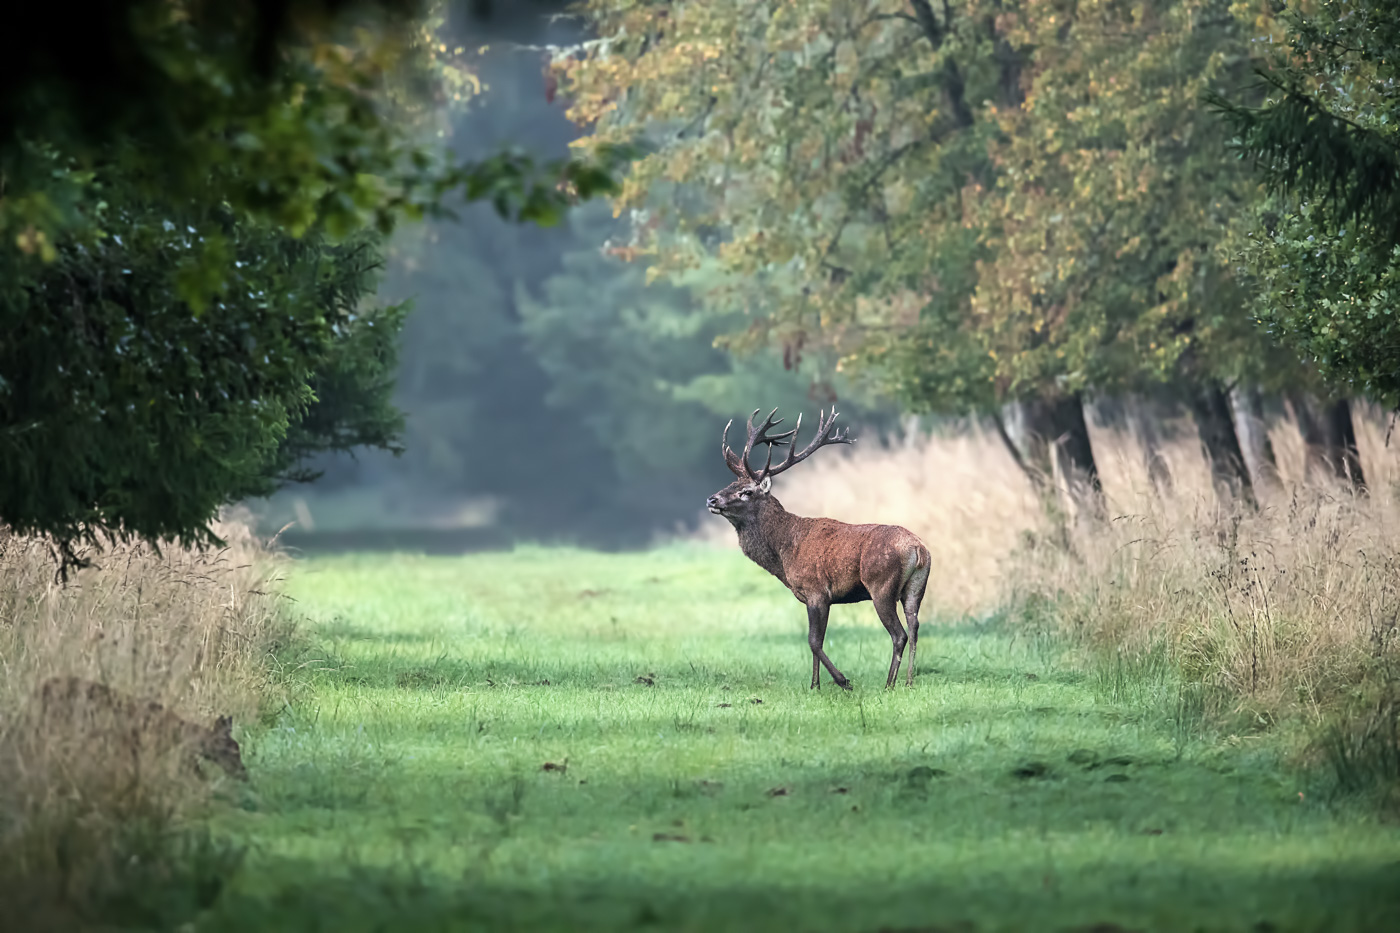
[551,0,1398,515]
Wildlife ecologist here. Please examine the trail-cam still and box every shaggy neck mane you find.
[729,495,806,585]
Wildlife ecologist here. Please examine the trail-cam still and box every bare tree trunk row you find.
[993,386,1368,521]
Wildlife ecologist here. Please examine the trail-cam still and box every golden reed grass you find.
[0,508,287,927]
[697,406,1400,720]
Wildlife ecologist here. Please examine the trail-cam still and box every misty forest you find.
[3,0,1400,930]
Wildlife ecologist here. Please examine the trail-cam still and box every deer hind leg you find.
[902,549,931,687]
[871,588,909,690]
[806,602,850,690]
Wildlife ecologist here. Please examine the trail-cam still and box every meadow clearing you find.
[3,417,1400,931]
[201,545,1400,932]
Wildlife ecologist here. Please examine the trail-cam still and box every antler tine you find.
[723,407,802,479]
[759,411,802,480]
[763,407,857,479]
[757,407,799,447]
[721,418,747,477]
[741,407,796,469]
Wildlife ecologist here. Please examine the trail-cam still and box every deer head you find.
[706,408,855,526]
[199,714,248,780]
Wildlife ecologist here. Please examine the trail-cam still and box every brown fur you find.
[36,676,247,781]
[709,409,932,689]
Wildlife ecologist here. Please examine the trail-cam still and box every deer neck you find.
[732,495,802,585]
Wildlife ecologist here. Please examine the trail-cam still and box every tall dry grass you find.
[0,510,289,929]
[702,407,1400,730]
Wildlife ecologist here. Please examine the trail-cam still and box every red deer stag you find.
[706,408,931,690]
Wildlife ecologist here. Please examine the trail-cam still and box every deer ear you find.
[758,475,772,494]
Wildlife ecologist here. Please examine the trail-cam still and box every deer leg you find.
[806,603,851,690]
[872,590,908,689]
[902,553,931,687]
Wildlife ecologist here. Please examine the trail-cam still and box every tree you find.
[556,0,1104,500]
[1,1,634,564]
[1213,0,1400,407]
[557,0,1295,508]
[0,172,405,570]
[2,1,630,308]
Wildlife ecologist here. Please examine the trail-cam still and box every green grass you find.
[205,546,1400,932]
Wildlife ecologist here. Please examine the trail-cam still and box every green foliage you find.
[967,0,1281,394]
[559,0,1007,411]
[1,1,631,304]
[1213,0,1400,246]
[264,266,410,488]
[0,2,645,558]
[558,0,1293,416]
[0,171,405,562]
[1213,0,1400,404]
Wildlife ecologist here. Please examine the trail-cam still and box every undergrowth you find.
[0,512,293,930]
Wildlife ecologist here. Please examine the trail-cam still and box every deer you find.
[36,675,248,781]
[706,408,931,690]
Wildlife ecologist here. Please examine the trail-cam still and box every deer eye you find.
[739,491,751,500]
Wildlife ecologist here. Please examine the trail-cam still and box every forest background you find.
[243,0,1399,556]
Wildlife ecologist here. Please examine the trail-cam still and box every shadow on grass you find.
[240,726,1328,845]
[314,617,463,647]
[197,852,1400,933]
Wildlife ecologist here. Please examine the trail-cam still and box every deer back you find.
[771,513,925,606]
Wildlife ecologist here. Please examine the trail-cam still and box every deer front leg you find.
[806,602,851,690]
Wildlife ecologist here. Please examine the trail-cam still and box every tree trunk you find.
[1323,398,1367,493]
[1227,385,1281,496]
[1188,382,1255,508]
[997,393,1103,507]
[1288,392,1326,483]
[1124,394,1174,498]
[1288,394,1368,492]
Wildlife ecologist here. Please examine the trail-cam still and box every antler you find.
[721,408,797,480]
[721,408,855,481]
[756,408,856,481]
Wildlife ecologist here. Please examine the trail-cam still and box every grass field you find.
[203,545,1400,932]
